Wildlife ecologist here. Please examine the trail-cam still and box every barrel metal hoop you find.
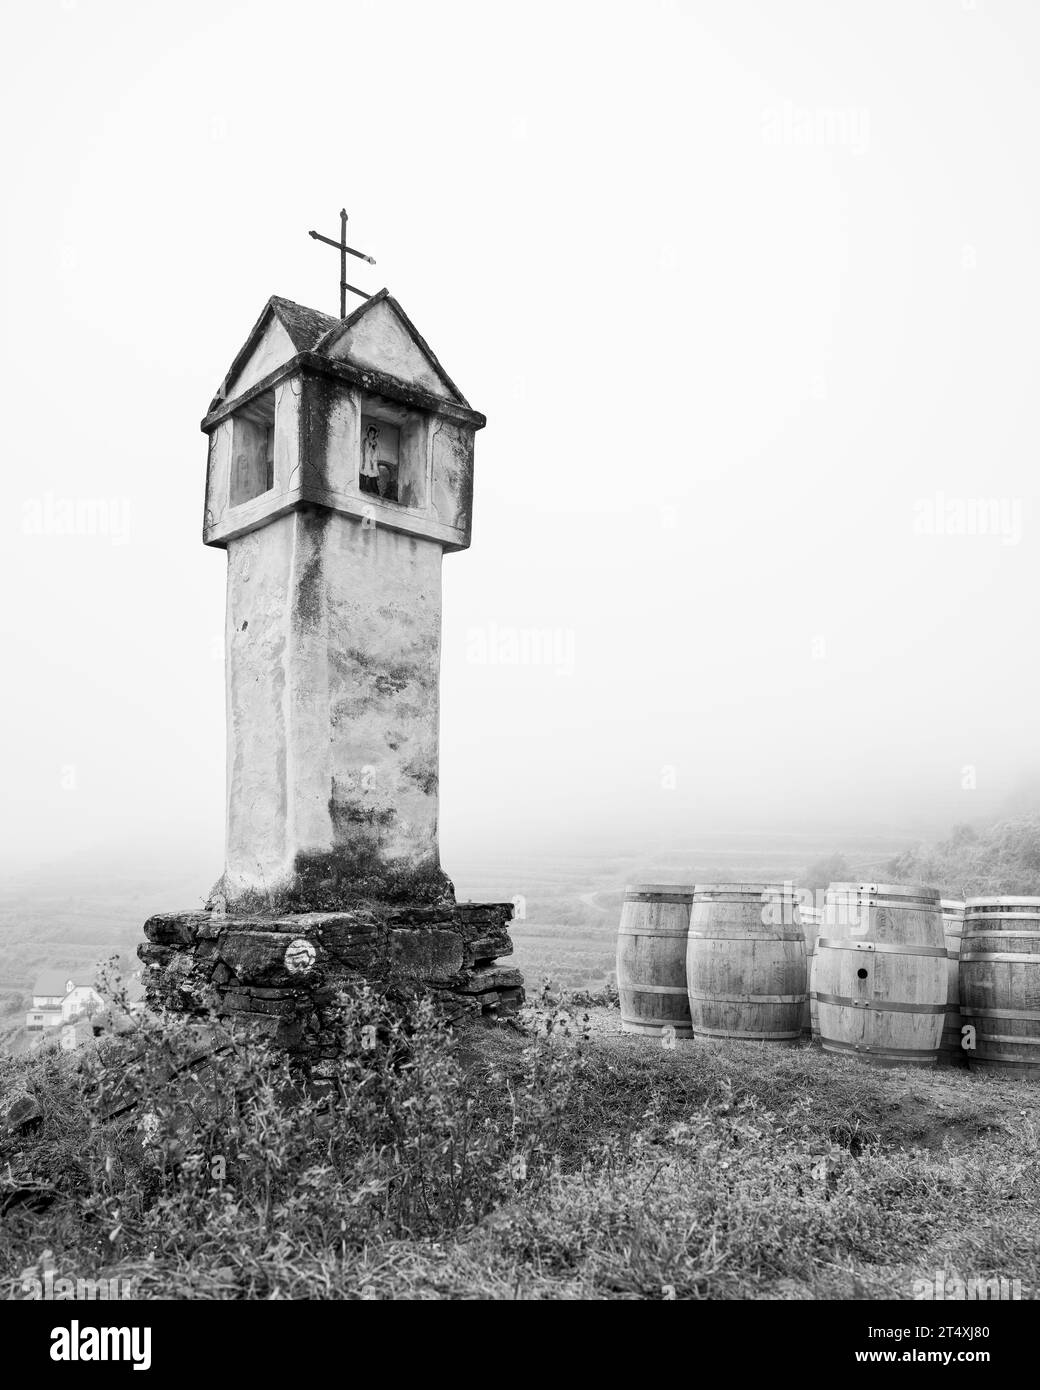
[620,984,689,996]
[821,1039,937,1061]
[620,1016,694,1032]
[624,893,694,904]
[687,932,805,942]
[970,1052,1040,1066]
[617,930,690,939]
[694,1026,801,1040]
[962,930,1040,938]
[971,1033,1040,1047]
[817,939,946,957]
[828,881,939,898]
[693,885,796,896]
[965,911,1040,920]
[960,951,1040,964]
[960,1004,1040,1022]
[827,894,940,909]
[688,991,804,1004]
[812,990,946,1015]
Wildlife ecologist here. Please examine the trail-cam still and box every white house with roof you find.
[26,971,105,1032]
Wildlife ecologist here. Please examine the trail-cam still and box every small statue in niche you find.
[360,423,381,495]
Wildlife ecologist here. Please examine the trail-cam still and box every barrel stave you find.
[939,900,967,1067]
[799,904,822,1037]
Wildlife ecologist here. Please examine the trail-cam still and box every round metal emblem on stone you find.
[285,938,317,975]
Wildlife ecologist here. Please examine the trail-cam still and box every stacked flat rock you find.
[139,903,522,1055]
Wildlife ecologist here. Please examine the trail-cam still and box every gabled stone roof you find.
[314,289,470,406]
[209,290,472,417]
[267,296,340,351]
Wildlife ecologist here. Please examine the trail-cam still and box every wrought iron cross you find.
[308,209,376,318]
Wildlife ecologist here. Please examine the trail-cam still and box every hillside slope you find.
[1,997,1036,1300]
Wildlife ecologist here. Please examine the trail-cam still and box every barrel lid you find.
[826,881,941,901]
[624,883,695,897]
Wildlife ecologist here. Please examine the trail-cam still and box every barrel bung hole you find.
[857,967,868,979]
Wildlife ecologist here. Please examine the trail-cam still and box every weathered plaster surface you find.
[224,514,293,888]
[430,420,474,533]
[205,377,302,543]
[218,508,446,910]
[323,388,360,500]
[204,419,234,535]
[224,316,297,399]
[326,298,451,398]
[323,514,442,872]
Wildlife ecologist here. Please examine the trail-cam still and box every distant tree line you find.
[802,814,1040,900]
[883,814,1040,898]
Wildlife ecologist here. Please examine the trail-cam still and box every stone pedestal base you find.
[138,902,523,1054]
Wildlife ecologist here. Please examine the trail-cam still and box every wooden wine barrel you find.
[939,900,967,1067]
[686,883,805,1042]
[814,882,946,1067]
[617,884,695,1036]
[799,904,822,1037]
[960,897,1040,1076]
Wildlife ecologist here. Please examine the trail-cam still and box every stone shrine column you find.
[141,291,522,1045]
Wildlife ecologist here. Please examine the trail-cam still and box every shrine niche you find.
[356,398,427,510]
[360,417,398,500]
[229,392,275,507]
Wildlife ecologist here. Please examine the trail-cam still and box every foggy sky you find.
[2,0,1038,883]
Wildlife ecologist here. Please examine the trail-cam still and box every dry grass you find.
[2,994,1038,1300]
